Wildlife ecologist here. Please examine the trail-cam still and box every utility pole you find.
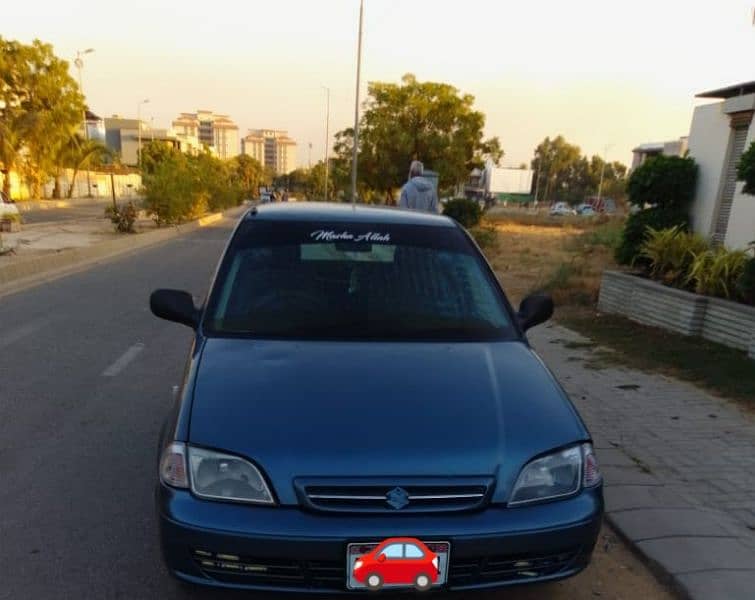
[137,98,150,168]
[350,0,364,205]
[308,142,312,169]
[75,48,94,197]
[322,87,330,201]
[597,144,613,203]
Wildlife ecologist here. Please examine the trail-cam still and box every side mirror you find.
[377,554,386,563]
[150,289,199,329]
[517,293,554,331]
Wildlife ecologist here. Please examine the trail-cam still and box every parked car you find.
[150,203,603,594]
[0,191,21,219]
[352,537,440,591]
[549,201,575,216]
[576,204,596,216]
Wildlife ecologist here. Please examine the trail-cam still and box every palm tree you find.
[51,134,110,199]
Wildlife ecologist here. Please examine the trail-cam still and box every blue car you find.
[151,203,603,594]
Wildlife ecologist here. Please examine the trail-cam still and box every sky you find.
[4,0,755,169]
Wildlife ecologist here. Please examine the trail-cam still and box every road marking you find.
[102,343,145,377]
[0,318,49,350]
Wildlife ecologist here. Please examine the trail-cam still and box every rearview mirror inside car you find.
[517,293,554,331]
[150,289,199,329]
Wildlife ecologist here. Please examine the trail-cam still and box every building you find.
[631,137,688,170]
[172,110,239,159]
[81,110,106,144]
[242,129,297,175]
[105,116,200,166]
[687,81,755,249]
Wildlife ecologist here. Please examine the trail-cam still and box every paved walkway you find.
[530,323,755,599]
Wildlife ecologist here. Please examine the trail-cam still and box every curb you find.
[15,200,73,212]
[0,206,246,297]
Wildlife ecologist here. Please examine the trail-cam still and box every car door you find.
[379,543,404,583]
[403,542,427,579]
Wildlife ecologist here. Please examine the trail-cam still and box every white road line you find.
[0,318,49,350]
[102,343,145,377]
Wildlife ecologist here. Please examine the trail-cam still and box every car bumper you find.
[157,484,603,594]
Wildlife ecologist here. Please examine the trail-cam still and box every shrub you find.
[640,226,709,284]
[614,207,688,265]
[104,202,138,233]
[443,198,482,228]
[686,247,750,299]
[626,155,698,211]
[737,142,755,195]
[143,154,198,225]
[736,256,755,304]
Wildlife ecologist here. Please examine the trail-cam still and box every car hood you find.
[189,338,588,504]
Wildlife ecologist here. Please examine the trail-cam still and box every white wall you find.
[687,102,731,236]
[725,120,755,249]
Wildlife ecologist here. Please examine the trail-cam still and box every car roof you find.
[245,202,456,228]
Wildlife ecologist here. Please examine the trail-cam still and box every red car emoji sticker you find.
[352,537,440,591]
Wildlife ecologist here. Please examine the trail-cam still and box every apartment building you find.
[242,129,297,175]
[172,110,239,159]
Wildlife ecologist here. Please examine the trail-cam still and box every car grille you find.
[298,477,493,513]
[192,549,345,590]
[449,547,581,587]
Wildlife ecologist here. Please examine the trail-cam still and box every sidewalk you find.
[530,322,755,599]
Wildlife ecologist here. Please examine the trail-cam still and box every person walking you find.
[399,160,438,213]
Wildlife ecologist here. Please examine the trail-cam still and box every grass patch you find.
[558,308,755,405]
[469,224,499,251]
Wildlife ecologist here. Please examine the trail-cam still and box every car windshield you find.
[203,218,514,341]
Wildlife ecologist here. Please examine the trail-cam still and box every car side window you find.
[381,543,403,558]
[404,543,423,558]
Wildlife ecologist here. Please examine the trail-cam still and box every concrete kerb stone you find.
[0,207,245,296]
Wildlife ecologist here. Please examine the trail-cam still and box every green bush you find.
[469,225,498,250]
[104,202,138,233]
[737,142,755,195]
[640,225,709,284]
[626,155,698,211]
[443,198,482,228]
[142,150,243,226]
[615,207,689,265]
[686,247,750,299]
[736,256,755,304]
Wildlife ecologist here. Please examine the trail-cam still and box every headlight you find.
[353,559,363,570]
[188,446,275,504]
[159,442,189,488]
[509,443,599,506]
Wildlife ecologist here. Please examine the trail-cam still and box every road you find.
[0,216,675,600]
[20,201,111,224]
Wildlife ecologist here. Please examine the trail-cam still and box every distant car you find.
[353,538,440,591]
[549,202,574,216]
[0,191,20,219]
[576,204,596,216]
[259,192,272,204]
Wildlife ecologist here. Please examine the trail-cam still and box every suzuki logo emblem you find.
[385,487,410,510]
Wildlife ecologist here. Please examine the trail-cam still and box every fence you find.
[1,169,142,201]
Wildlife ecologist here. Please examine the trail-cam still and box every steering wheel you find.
[251,289,328,314]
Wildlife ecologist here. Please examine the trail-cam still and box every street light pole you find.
[350,0,364,205]
[597,144,612,203]
[75,48,94,197]
[137,98,150,168]
[322,87,330,201]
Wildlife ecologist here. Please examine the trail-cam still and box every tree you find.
[531,136,628,205]
[0,37,85,198]
[737,141,755,195]
[231,153,265,198]
[626,155,697,210]
[333,74,503,197]
[530,136,582,204]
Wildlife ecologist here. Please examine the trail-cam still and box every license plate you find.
[346,540,450,590]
